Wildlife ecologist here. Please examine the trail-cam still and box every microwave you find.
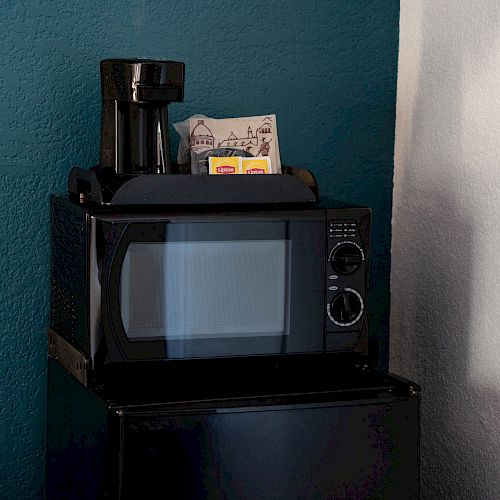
[49,195,371,383]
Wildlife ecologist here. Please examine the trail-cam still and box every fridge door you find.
[115,391,419,499]
[47,356,420,499]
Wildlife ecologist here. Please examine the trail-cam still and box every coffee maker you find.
[99,59,184,175]
[68,58,185,204]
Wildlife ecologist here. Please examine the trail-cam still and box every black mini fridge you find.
[47,353,420,499]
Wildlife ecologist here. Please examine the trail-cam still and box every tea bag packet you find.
[241,157,272,174]
[188,115,281,174]
[208,156,242,175]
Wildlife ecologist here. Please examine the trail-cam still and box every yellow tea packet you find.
[242,157,272,174]
[208,156,242,175]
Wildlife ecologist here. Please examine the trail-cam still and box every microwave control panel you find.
[325,208,371,354]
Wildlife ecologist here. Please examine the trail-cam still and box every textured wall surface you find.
[391,1,500,498]
[0,1,399,496]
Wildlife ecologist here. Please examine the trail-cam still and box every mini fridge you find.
[47,353,420,499]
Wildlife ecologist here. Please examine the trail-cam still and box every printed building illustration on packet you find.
[190,116,274,157]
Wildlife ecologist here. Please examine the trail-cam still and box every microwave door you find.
[120,239,290,340]
[100,213,326,362]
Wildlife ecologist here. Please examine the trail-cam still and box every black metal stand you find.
[68,166,319,206]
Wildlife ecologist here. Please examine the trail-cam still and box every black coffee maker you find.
[99,59,184,175]
[68,58,185,204]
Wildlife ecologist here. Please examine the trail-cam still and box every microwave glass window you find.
[120,240,291,340]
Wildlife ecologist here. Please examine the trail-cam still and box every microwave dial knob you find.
[330,242,364,275]
[329,289,364,326]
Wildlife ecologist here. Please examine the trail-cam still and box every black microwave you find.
[50,196,370,382]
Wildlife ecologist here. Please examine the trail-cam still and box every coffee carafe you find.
[99,59,184,175]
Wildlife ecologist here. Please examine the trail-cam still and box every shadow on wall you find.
[410,191,500,498]
[391,1,500,499]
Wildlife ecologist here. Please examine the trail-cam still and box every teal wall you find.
[0,1,399,496]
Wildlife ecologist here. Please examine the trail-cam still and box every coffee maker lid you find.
[100,58,185,103]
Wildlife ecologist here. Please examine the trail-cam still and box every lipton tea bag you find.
[242,157,271,174]
[189,115,281,174]
[208,157,242,175]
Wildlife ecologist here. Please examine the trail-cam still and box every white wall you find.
[391,1,500,498]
